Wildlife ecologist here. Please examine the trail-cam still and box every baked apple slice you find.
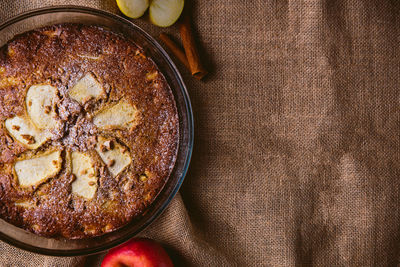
[95,136,131,177]
[93,101,138,130]
[5,115,51,149]
[14,150,62,188]
[71,151,98,200]
[69,73,105,104]
[26,84,59,130]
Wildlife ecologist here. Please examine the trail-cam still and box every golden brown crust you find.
[0,24,178,238]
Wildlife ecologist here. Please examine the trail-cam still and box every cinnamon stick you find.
[159,33,191,70]
[179,13,208,80]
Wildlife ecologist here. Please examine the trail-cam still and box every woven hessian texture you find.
[1,0,399,266]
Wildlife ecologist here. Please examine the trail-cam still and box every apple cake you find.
[0,24,178,238]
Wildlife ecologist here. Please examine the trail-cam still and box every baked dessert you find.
[0,24,178,238]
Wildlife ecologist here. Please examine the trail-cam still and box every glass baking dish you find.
[0,5,193,256]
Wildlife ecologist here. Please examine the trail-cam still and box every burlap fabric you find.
[1,0,399,266]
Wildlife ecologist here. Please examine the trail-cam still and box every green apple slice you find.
[117,0,149,19]
[149,0,184,27]
[69,73,105,104]
[26,84,59,130]
[71,151,98,200]
[5,115,51,149]
[93,101,138,130]
[95,136,131,177]
[14,150,62,188]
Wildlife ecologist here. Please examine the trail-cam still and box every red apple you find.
[101,238,174,267]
